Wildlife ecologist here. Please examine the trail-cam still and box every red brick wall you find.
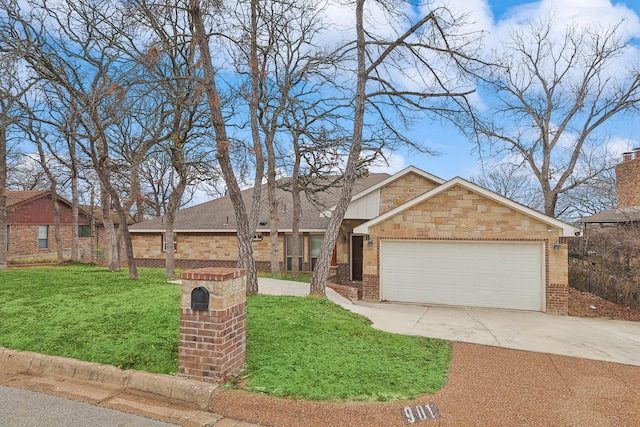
[616,157,640,207]
[178,268,247,383]
[8,224,93,263]
[178,304,246,382]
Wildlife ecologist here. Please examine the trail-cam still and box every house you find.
[130,166,578,314]
[577,150,640,228]
[6,190,95,263]
[129,173,390,273]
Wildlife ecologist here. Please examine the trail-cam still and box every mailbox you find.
[191,286,210,310]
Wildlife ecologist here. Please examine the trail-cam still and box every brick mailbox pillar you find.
[178,267,247,383]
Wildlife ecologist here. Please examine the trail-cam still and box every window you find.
[78,225,92,238]
[162,234,178,252]
[310,235,324,271]
[38,225,49,249]
[286,235,303,271]
[6,225,9,251]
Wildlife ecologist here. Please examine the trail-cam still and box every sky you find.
[367,0,640,181]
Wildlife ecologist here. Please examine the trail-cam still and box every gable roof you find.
[7,190,96,222]
[323,165,445,217]
[354,177,579,237]
[6,190,51,208]
[129,173,390,233]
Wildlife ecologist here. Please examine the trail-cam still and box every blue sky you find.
[371,0,640,181]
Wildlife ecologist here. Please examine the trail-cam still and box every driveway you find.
[258,278,640,366]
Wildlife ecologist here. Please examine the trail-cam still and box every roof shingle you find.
[130,173,390,232]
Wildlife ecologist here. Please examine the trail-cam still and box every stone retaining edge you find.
[0,347,216,411]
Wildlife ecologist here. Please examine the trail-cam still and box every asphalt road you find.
[0,384,178,427]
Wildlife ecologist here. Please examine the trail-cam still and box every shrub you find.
[569,227,640,309]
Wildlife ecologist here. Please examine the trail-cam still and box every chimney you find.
[616,149,640,207]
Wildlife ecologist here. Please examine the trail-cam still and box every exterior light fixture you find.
[553,241,562,252]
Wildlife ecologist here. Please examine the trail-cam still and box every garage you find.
[380,240,544,311]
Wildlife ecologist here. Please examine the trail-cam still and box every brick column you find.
[178,267,247,383]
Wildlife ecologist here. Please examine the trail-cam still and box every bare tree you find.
[460,15,640,217]
[561,165,617,221]
[189,0,266,294]
[309,0,478,295]
[471,162,543,211]
[0,54,30,268]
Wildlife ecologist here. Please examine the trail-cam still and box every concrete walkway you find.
[258,278,640,367]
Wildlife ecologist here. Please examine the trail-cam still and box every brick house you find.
[130,166,577,314]
[6,190,95,263]
[577,150,640,228]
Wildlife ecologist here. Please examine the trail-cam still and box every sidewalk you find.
[0,347,261,427]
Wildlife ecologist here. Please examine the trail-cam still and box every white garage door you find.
[381,241,543,311]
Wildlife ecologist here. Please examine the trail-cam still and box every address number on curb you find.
[403,403,441,424]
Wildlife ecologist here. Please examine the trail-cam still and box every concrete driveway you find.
[258,278,640,366]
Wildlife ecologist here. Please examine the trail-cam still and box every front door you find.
[352,235,363,281]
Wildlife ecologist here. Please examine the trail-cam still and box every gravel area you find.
[210,342,640,427]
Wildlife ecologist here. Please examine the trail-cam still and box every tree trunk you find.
[267,157,280,275]
[309,0,367,296]
[70,152,79,262]
[50,192,64,264]
[165,169,187,279]
[101,186,120,271]
[0,125,7,269]
[90,185,97,264]
[189,0,259,294]
[290,135,302,277]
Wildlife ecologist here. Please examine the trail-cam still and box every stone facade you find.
[379,172,439,214]
[132,232,323,273]
[361,185,569,314]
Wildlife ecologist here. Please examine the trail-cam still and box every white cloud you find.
[368,152,407,174]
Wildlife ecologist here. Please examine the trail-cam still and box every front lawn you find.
[0,265,451,401]
[0,265,180,373]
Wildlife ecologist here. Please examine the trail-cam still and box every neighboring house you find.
[130,166,578,314]
[6,190,94,263]
[577,150,640,229]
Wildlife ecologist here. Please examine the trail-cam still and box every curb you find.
[0,347,217,411]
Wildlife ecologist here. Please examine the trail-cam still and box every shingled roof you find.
[130,173,390,232]
[6,190,51,207]
[576,206,640,224]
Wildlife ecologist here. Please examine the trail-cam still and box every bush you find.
[569,227,640,309]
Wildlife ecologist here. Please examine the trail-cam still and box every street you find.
[0,384,177,427]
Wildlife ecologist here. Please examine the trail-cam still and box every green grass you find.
[0,265,180,374]
[244,295,452,401]
[0,265,452,401]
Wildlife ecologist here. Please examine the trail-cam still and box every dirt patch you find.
[568,287,640,321]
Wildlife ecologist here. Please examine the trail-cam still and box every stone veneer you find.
[178,268,247,383]
[361,184,569,314]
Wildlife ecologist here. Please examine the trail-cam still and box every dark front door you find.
[352,235,363,281]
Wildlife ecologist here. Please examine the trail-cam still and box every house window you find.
[6,225,9,251]
[78,225,92,238]
[162,234,177,252]
[286,235,303,271]
[38,225,49,249]
[310,235,324,271]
